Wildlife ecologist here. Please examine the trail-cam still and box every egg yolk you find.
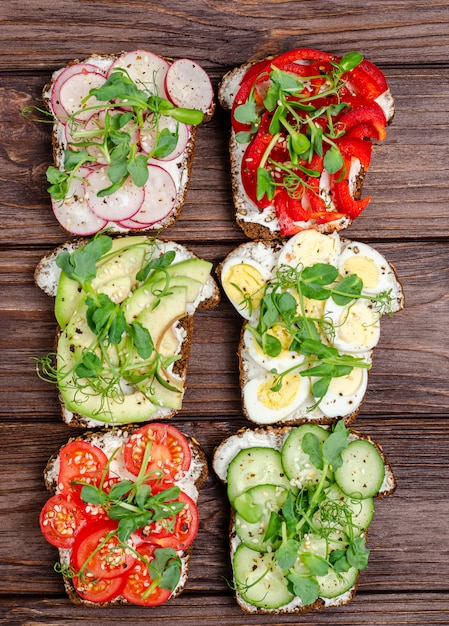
[223,263,266,311]
[341,256,379,290]
[328,366,364,396]
[337,302,379,348]
[257,373,302,410]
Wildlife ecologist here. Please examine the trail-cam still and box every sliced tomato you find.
[122,544,173,606]
[72,572,127,604]
[40,493,88,548]
[138,491,199,551]
[71,520,136,580]
[58,440,109,495]
[123,423,192,491]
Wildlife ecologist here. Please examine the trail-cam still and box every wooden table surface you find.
[1,1,449,624]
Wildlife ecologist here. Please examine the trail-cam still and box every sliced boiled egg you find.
[277,229,341,269]
[243,371,310,424]
[220,256,271,320]
[242,327,305,373]
[324,299,381,353]
[316,366,368,418]
[338,241,394,296]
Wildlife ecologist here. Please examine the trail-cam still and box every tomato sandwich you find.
[218,47,394,239]
[34,233,220,427]
[41,49,215,235]
[40,422,208,606]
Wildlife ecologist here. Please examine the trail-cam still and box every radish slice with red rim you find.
[51,167,109,235]
[84,169,145,221]
[116,217,152,230]
[58,71,106,122]
[139,114,191,160]
[129,164,176,225]
[50,63,105,122]
[165,58,214,114]
[107,50,170,98]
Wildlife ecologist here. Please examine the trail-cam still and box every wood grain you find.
[1,1,449,624]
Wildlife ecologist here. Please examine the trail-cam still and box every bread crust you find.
[213,424,395,614]
[43,425,208,606]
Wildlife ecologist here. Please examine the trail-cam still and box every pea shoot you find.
[245,261,395,409]
[234,51,364,205]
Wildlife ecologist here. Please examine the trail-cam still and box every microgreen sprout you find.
[57,441,184,598]
[234,52,364,206]
[245,262,395,408]
[28,66,204,200]
[35,234,183,419]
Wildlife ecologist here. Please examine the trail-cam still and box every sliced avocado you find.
[92,243,147,292]
[57,331,160,423]
[136,374,184,410]
[147,257,212,286]
[54,237,148,328]
[135,286,188,340]
[148,275,204,304]
[55,273,84,328]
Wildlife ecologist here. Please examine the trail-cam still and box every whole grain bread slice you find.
[35,235,221,428]
[43,425,208,606]
[212,424,396,614]
[218,55,395,241]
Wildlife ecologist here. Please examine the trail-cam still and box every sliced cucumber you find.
[335,439,385,498]
[317,565,359,599]
[233,544,294,610]
[313,484,375,538]
[235,484,288,552]
[226,447,291,506]
[281,424,331,487]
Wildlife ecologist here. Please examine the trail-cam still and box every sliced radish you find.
[84,168,145,221]
[58,70,105,121]
[107,50,170,98]
[165,58,214,114]
[129,164,176,225]
[51,167,108,235]
[116,216,153,230]
[139,114,190,160]
[50,63,104,122]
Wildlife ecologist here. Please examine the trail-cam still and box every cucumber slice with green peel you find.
[235,484,289,552]
[226,447,291,506]
[313,484,375,539]
[334,439,385,498]
[233,544,294,610]
[316,565,359,599]
[281,424,331,487]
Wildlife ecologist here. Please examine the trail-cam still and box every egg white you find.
[316,366,369,418]
[277,230,341,270]
[243,371,311,424]
[242,328,305,374]
[323,299,381,353]
[338,241,395,297]
[220,256,272,321]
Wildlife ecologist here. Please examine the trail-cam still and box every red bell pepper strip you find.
[346,58,388,100]
[331,148,372,220]
[334,136,373,169]
[241,111,275,208]
[335,103,387,141]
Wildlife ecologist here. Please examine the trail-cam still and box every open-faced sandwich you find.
[34,233,220,427]
[42,49,215,234]
[40,422,207,606]
[218,229,404,425]
[213,421,396,614]
[218,47,394,239]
